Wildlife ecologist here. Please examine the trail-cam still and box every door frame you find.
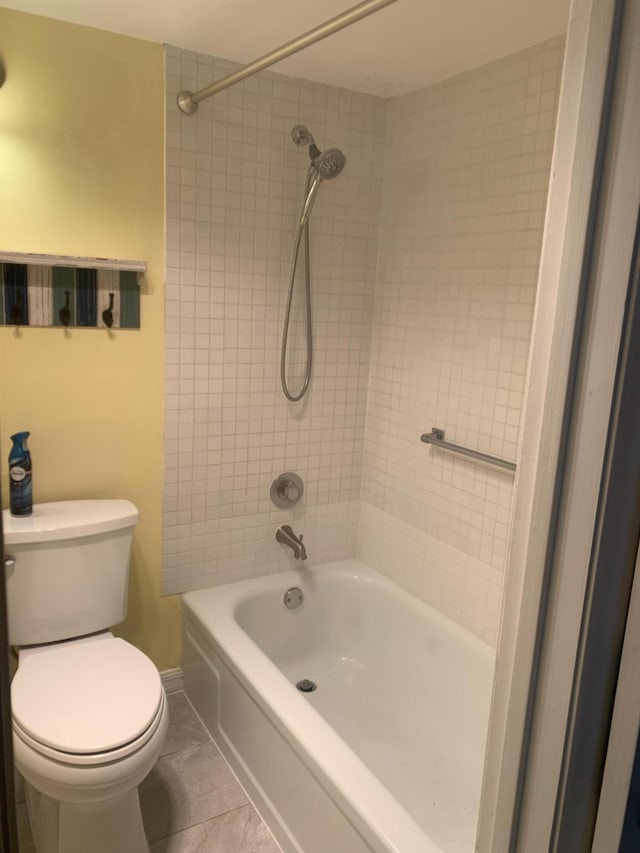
[0,487,18,853]
[478,0,640,848]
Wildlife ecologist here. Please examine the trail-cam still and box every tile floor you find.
[17,691,281,852]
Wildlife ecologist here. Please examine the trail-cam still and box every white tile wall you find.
[358,503,503,644]
[163,47,384,592]
[164,498,360,595]
[163,39,565,645]
[360,38,565,642]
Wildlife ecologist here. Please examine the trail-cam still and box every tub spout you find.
[275,524,307,560]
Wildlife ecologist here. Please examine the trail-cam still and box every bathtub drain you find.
[296,679,317,693]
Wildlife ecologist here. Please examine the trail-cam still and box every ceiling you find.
[1,0,571,97]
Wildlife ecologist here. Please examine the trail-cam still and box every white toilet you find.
[3,500,169,853]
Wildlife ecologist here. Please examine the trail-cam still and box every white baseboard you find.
[160,667,183,694]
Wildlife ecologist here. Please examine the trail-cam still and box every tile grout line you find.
[179,691,283,852]
[150,803,258,846]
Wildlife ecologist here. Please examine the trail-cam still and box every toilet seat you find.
[13,692,166,767]
[12,635,163,763]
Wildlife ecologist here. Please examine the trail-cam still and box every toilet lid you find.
[11,637,163,755]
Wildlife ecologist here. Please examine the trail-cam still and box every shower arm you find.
[177,0,401,114]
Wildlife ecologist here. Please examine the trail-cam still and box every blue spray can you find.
[9,431,32,516]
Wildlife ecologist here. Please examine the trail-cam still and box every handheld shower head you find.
[291,125,347,181]
[312,148,347,180]
[282,125,347,403]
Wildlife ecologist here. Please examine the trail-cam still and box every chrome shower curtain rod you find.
[177,0,401,114]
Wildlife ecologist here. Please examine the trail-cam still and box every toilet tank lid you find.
[2,500,139,545]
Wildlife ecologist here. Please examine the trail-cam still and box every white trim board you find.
[160,667,183,695]
[477,0,619,849]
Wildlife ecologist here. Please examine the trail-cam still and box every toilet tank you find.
[2,500,139,646]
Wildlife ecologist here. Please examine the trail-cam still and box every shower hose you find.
[280,166,317,402]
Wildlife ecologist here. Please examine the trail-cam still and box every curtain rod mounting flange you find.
[177,91,198,114]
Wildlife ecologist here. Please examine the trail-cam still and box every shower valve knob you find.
[280,483,300,502]
[270,472,304,508]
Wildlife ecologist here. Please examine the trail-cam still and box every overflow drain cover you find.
[296,679,317,693]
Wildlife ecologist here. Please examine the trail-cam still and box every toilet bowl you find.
[4,501,168,853]
[11,633,169,853]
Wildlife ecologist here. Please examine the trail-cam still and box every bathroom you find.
[1,0,640,851]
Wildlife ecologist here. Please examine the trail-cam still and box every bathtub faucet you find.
[275,525,307,561]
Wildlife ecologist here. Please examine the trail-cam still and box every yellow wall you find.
[0,9,180,669]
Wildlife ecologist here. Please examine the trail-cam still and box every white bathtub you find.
[181,559,495,853]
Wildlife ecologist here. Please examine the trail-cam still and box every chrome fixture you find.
[280,126,346,402]
[177,0,401,113]
[291,125,314,147]
[270,472,304,508]
[275,525,308,560]
[283,587,304,610]
[291,124,347,227]
[292,126,347,183]
[420,427,517,472]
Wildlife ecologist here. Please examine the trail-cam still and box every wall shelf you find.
[0,252,144,328]
[0,251,147,273]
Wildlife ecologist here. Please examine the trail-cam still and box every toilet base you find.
[26,780,150,853]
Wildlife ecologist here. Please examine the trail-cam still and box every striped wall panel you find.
[0,263,140,329]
